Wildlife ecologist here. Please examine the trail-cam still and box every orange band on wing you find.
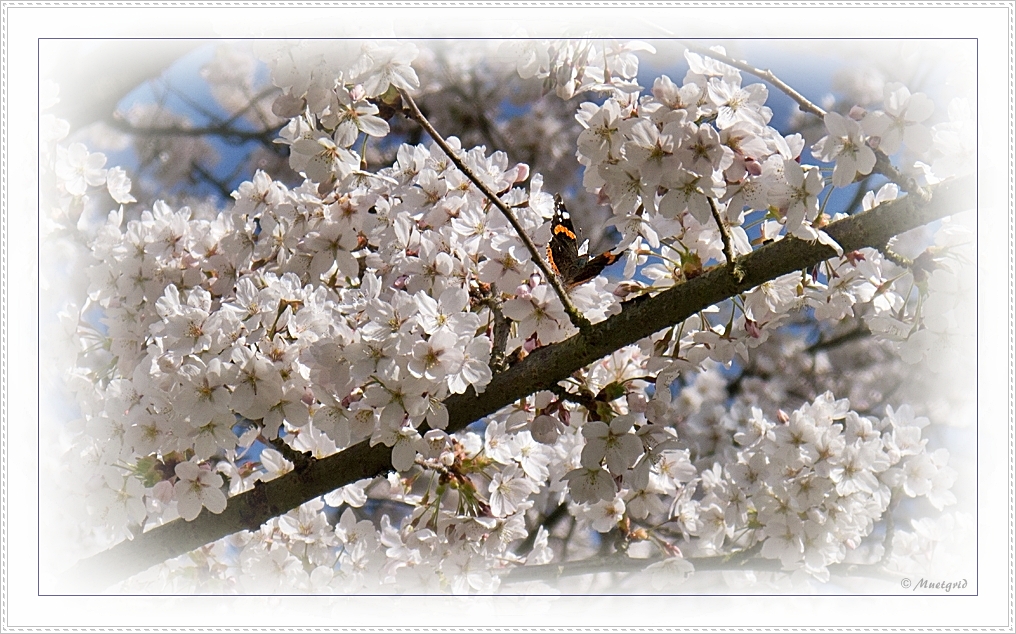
[552,225,577,240]
[547,245,562,276]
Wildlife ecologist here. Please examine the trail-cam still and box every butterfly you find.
[546,194,620,288]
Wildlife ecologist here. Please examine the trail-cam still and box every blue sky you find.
[111,42,827,189]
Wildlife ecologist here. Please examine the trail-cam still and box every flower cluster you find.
[700,396,956,581]
[573,46,839,263]
[499,39,656,99]
[42,39,973,593]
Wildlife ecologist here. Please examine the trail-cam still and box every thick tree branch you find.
[68,174,973,590]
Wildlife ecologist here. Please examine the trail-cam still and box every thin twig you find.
[805,324,870,353]
[107,117,277,145]
[880,493,900,567]
[515,502,568,556]
[843,174,874,215]
[398,88,591,332]
[683,43,928,200]
[488,298,512,374]
[878,241,914,268]
[681,42,826,119]
[873,151,929,202]
[548,383,598,411]
[708,197,743,282]
[221,85,281,129]
[190,162,234,200]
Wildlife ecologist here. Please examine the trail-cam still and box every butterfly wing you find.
[547,194,619,287]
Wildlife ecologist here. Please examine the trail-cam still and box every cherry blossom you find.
[173,460,228,521]
[862,82,935,155]
[350,42,421,97]
[55,142,108,196]
[811,112,877,188]
[41,38,973,596]
[580,415,644,476]
[105,167,137,204]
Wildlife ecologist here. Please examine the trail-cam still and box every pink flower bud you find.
[152,479,174,504]
[745,318,762,338]
[627,392,648,414]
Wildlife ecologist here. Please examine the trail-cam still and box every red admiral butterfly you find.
[547,194,620,288]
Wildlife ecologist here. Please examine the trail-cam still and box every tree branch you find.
[397,88,591,333]
[708,196,742,282]
[682,43,924,198]
[806,324,871,353]
[499,549,903,585]
[48,41,202,130]
[189,162,234,201]
[515,502,569,556]
[67,173,974,590]
[681,42,826,119]
[107,117,278,146]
